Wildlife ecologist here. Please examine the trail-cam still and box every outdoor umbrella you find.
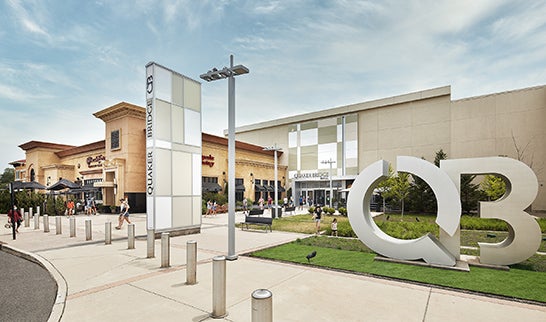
[46,178,80,191]
[10,181,47,190]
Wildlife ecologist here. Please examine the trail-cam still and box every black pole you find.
[9,182,16,240]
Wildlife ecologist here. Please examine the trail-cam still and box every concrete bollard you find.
[69,217,76,237]
[211,256,227,318]
[24,212,30,227]
[33,214,40,230]
[56,216,62,235]
[21,208,25,223]
[43,215,50,233]
[128,224,135,249]
[161,232,170,268]
[147,229,155,258]
[36,206,40,216]
[85,219,92,241]
[186,240,197,285]
[252,289,273,322]
[105,222,112,245]
[29,208,33,222]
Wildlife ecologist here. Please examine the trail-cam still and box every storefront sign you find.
[347,156,540,267]
[202,154,215,167]
[293,172,329,179]
[86,155,105,168]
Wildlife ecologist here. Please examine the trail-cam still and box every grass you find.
[250,236,546,303]
[247,213,546,303]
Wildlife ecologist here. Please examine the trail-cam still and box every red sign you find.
[202,154,214,167]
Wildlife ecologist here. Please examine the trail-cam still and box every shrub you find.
[338,207,347,216]
[322,206,335,215]
[308,206,315,214]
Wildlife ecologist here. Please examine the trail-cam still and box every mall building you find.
[10,84,546,213]
[233,85,546,212]
[11,102,287,213]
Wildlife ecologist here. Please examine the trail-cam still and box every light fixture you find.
[201,55,249,261]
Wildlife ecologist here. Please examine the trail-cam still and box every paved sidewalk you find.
[1,210,545,321]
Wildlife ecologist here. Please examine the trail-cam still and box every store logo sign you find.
[347,156,540,266]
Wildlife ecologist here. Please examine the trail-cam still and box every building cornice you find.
[93,101,145,122]
[203,133,283,157]
[19,141,76,152]
[55,140,105,158]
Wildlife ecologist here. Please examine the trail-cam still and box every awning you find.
[278,186,286,192]
[10,181,46,190]
[254,184,266,192]
[203,182,222,192]
[265,185,274,192]
[235,184,245,192]
[47,179,80,191]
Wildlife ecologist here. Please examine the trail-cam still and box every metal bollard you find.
[252,289,273,322]
[56,216,62,235]
[69,217,76,237]
[147,229,155,258]
[128,224,135,249]
[24,212,30,227]
[85,219,92,241]
[161,232,170,268]
[186,240,197,285]
[43,215,50,233]
[34,214,40,230]
[211,256,227,318]
[105,222,112,245]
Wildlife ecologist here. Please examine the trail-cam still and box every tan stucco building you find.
[12,102,287,213]
[234,85,546,212]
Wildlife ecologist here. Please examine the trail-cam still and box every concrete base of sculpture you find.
[374,256,470,272]
[460,255,510,271]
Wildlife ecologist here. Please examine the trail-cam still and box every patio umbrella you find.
[10,181,47,190]
[47,178,80,191]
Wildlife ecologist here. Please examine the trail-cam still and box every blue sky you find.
[1,0,545,171]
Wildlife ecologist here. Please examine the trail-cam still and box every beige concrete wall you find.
[358,94,451,169]
[451,86,546,210]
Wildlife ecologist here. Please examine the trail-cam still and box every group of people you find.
[205,200,218,216]
[312,204,338,236]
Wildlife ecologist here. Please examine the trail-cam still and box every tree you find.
[481,174,506,201]
[0,168,15,186]
[385,171,411,220]
[460,174,481,215]
[434,149,448,167]
[375,165,393,214]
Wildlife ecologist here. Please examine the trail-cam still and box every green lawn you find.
[250,238,546,303]
[248,213,546,303]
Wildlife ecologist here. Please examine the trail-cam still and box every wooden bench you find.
[284,206,296,214]
[241,216,272,232]
[248,209,264,216]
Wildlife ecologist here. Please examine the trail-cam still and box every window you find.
[111,129,120,150]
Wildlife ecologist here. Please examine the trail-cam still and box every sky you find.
[1,0,545,171]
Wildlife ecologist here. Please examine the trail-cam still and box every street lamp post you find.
[321,159,336,208]
[263,144,282,218]
[200,55,249,260]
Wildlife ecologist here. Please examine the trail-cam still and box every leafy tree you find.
[434,149,448,167]
[481,175,506,201]
[385,171,411,220]
[0,168,14,186]
[460,174,481,215]
[375,165,393,214]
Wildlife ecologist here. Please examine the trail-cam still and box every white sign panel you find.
[145,62,202,231]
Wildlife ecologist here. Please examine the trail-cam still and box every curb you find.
[0,244,67,322]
